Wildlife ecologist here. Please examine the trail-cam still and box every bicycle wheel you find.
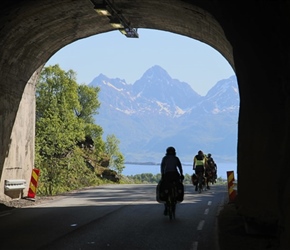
[198,176,203,193]
[167,196,173,220]
[168,186,177,220]
[172,203,176,219]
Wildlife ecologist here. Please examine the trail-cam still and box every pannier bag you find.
[156,180,167,203]
[156,179,184,203]
[191,174,198,185]
[176,181,184,203]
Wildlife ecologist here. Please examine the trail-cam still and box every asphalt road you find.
[0,184,227,250]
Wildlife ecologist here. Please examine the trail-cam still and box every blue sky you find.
[46,29,235,96]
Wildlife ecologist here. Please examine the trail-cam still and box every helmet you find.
[208,153,212,157]
[198,150,203,155]
[166,146,176,155]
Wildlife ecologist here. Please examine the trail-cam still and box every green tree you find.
[75,84,100,123]
[35,64,125,195]
[36,64,85,156]
[76,84,104,160]
[35,65,99,195]
[105,134,125,174]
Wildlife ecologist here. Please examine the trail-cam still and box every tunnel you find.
[0,1,290,248]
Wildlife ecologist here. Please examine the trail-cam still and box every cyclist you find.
[193,150,207,191]
[206,153,217,184]
[160,146,184,215]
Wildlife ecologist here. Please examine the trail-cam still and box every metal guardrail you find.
[4,179,26,191]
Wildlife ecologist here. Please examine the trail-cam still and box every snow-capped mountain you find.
[89,65,239,163]
[199,75,239,114]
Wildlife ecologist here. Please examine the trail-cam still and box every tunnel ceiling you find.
[0,0,234,83]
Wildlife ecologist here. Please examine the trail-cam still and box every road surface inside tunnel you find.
[0,184,227,250]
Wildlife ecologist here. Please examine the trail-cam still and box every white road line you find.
[204,208,209,215]
[216,195,225,216]
[197,220,205,230]
[207,201,212,206]
[191,241,198,250]
[0,212,11,217]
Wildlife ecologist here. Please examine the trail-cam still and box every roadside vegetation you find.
[35,64,124,195]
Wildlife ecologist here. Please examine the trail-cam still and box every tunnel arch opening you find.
[43,28,239,178]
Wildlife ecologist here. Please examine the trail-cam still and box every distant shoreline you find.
[124,162,159,165]
[124,162,192,166]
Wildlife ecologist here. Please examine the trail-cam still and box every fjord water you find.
[123,162,237,180]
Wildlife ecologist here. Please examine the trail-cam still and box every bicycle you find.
[164,180,181,220]
[197,174,205,194]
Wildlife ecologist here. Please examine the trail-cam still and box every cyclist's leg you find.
[164,203,168,215]
[162,174,170,215]
[195,171,200,191]
[168,184,176,220]
[198,171,204,192]
[202,170,206,190]
[205,170,209,189]
[196,170,203,191]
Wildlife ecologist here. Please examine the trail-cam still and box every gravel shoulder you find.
[0,195,57,210]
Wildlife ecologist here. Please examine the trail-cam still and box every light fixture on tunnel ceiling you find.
[94,4,111,16]
[91,0,139,38]
[109,16,124,29]
[119,27,139,38]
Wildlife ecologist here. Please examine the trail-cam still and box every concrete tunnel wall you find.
[0,0,290,248]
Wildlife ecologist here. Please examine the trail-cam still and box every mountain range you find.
[89,65,239,164]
